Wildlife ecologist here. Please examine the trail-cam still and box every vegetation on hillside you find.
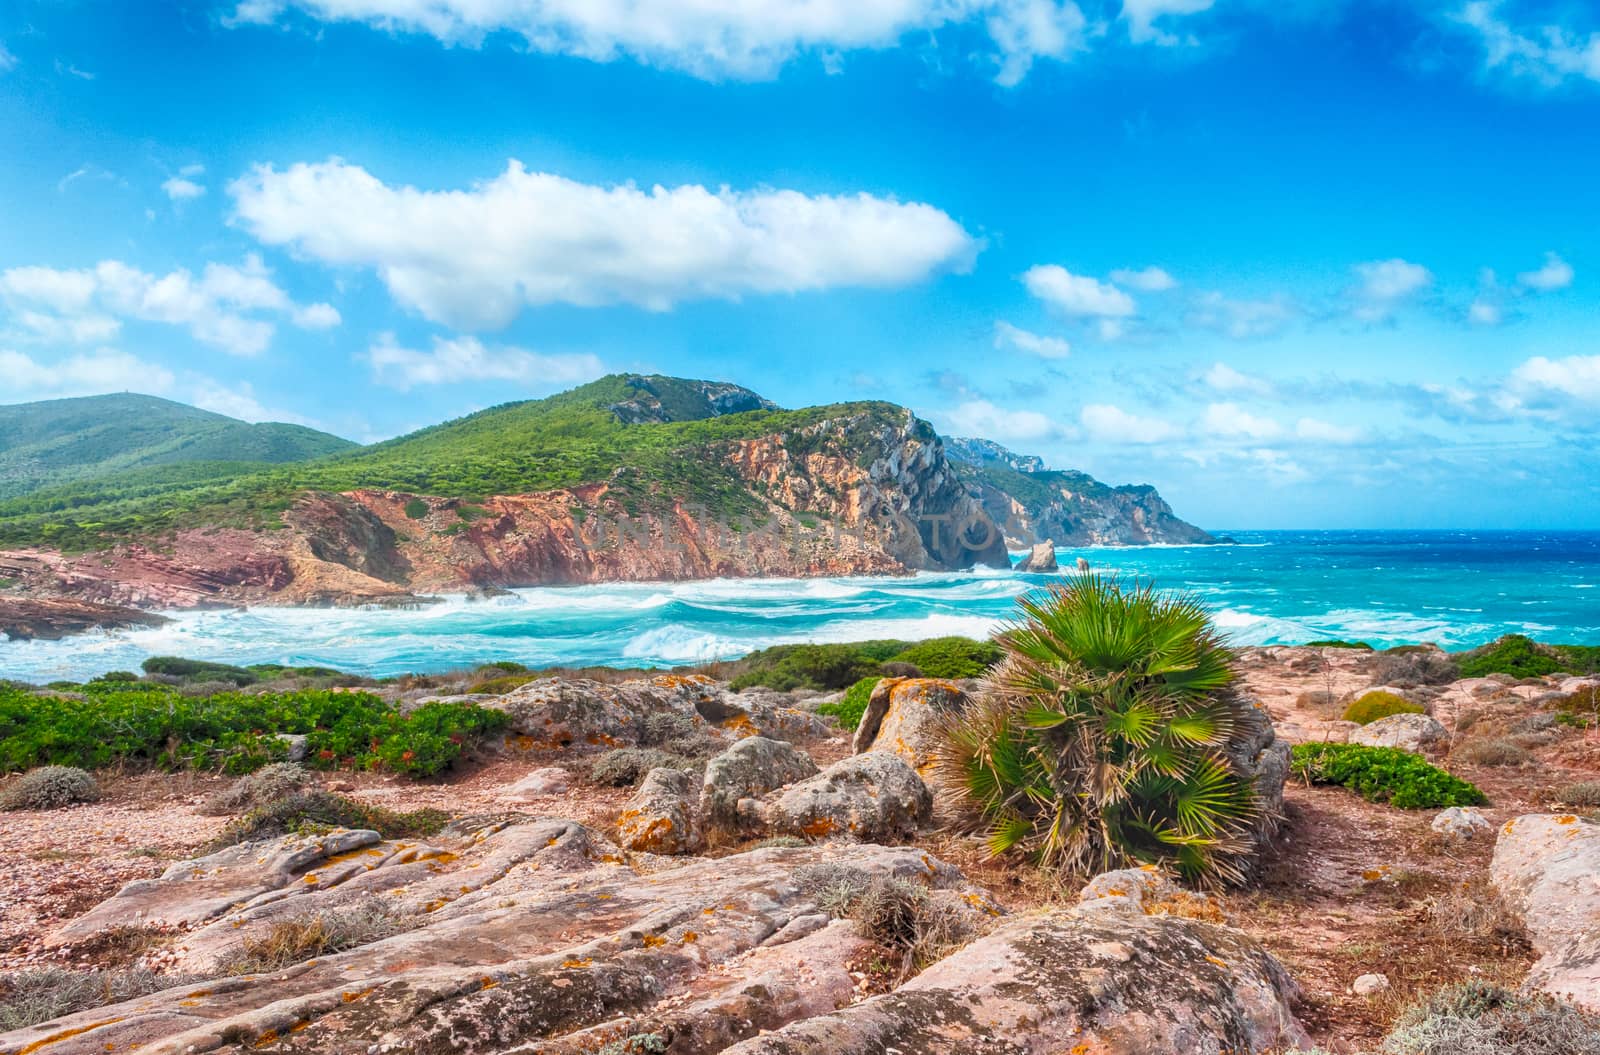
[0,376,911,550]
[727,636,1001,692]
[0,393,354,500]
[1456,634,1600,679]
[938,576,1261,885]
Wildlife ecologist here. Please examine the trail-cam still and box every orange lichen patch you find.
[1558,815,1579,824]
[680,932,699,944]
[1204,955,1229,969]
[341,988,373,1003]
[1360,867,1391,882]
[585,733,623,747]
[479,977,499,990]
[801,816,838,839]
[303,874,320,884]
[641,934,667,948]
[253,1029,279,1048]
[423,899,448,913]
[460,886,472,894]
[595,893,613,900]
[18,1019,127,1055]
[320,847,386,867]
[290,1020,311,1034]
[719,712,757,736]
[560,957,593,969]
[547,837,560,847]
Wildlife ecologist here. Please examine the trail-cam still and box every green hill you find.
[0,376,902,549]
[0,394,357,500]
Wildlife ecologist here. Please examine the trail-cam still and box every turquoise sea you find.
[1,530,1597,682]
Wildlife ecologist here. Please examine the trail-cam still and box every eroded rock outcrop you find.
[617,767,702,854]
[2,824,995,1055]
[765,753,934,843]
[702,736,819,838]
[1014,540,1059,572]
[1349,712,1448,754]
[1490,813,1600,1011]
[851,677,970,780]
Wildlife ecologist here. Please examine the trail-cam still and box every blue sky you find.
[2,0,1599,530]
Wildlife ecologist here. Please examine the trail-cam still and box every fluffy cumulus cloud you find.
[1511,354,1600,404]
[1080,402,1178,443]
[1518,251,1574,291]
[231,159,980,330]
[993,320,1070,358]
[942,398,1059,441]
[1109,265,1177,292]
[1121,0,1214,46]
[1203,362,1274,396]
[1295,417,1362,444]
[0,255,339,356]
[0,347,177,399]
[1022,265,1136,318]
[366,333,606,391]
[1453,1,1600,87]
[1351,258,1432,321]
[228,0,1091,84]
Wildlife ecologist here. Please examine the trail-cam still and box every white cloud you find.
[189,379,323,426]
[0,255,339,357]
[0,348,176,400]
[1518,251,1574,292]
[1295,417,1362,444]
[231,158,979,330]
[1511,354,1600,404]
[1122,0,1214,46]
[161,177,206,201]
[1203,362,1273,396]
[993,320,1070,359]
[942,398,1058,442]
[228,0,1090,85]
[1351,258,1432,321]
[1080,402,1178,444]
[1453,1,1600,87]
[1022,265,1136,318]
[1201,401,1282,440]
[1188,291,1297,339]
[1109,265,1177,291]
[1468,297,1503,326]
[367,333,606,392]
[0,42,16,72]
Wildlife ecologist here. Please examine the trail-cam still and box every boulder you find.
[1490,813,1600,1011]
[1350,712,1448,754]
[1078,867,1226,922]
[1225,695,1293,851]
[851,677,970,776]
[616,767,701,855]
[1015,540,1059,572]
[499,766,572,803]
[720,906,1308,1054]
[1076,556,1092,572]
[765,752,933,843]
[1352,973,1390,996]
[1431,806,1492,843]
[702,736,818,838]
[5,828,994,1055]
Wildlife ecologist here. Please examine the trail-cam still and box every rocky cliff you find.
[947,437,1217,548]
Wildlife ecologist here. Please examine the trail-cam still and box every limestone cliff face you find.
[947,437,1217,548]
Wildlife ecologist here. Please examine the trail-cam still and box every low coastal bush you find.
[817,676,880,731]
[1305,639,1374,650]
[0,765,99,811]
[885,637,1002,679]
[938,575,1261,886]
[208,791,449,849]
[1343,691,1425,725]
[1556,781,1600,808]
[727,637,1002,693]
[1380,980,1600,1055]
[1291,743,1485,808]
[589,748,696,786]
[0,683,508,778]
[1456,634,1598,679]
[202,763,316,816]
[1456,738,1531,767]
[796,863,980,975]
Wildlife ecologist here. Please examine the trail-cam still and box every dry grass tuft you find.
[218,906,411,975]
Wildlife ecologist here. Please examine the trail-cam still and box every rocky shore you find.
[1,646,1598,1053]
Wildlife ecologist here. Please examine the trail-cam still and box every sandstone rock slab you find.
[702,736,818,838]
[1490,812,1600,1012]
[765,752,933,843]
[1350,712,1448,754]
[851,677,969,776]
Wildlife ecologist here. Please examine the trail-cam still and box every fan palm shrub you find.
[937,575,1261,885]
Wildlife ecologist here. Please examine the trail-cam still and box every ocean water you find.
[1,530,1597,682]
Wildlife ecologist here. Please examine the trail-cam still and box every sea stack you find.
[1016,541,1059,572]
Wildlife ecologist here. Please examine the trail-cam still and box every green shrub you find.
[938,575,1261,885]
[1343,690,1425,725]
[1304,639,1374,650]
[1291,743,1485,808]
[817,677,881,731]
[141,656,259,685]
[466,674,537,695]
[885,637,1001,679]
[1381,980,1600,1055]
[0,683,507,778]
[0,765,99,811]
[1457,635,1575,679]
[727,643,887,692]
[403,498,429,519]
[209,791,449,849]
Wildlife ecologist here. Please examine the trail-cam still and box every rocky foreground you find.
[2,647,1599,1054]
